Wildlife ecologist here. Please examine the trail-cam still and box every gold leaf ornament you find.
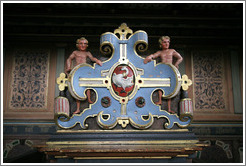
[57,73,68,91]
[181,74,192,91]
[118,119,129,128]
[114,23,133,40]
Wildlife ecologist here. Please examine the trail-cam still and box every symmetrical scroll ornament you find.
[55,23,193,130]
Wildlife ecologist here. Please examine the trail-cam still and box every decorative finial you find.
[57,73,68,91]
[114,23,133,40]
[118,119,129,128]
[181,74,192,91]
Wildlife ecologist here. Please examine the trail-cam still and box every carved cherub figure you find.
[144,36,183,114]
[65,37,103,114]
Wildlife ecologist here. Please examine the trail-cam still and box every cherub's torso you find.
[72,50,89,65]
[158,49,175,64]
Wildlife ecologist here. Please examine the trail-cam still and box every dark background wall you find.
[3,3,243,47]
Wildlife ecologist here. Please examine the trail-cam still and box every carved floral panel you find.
[193,52,227,111]
[9,50,50,109]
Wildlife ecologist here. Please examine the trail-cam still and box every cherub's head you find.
[76,37,88,51]
[159,36,170,49]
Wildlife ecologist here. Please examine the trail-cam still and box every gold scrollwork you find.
[129,113,154,130]
[118,119,129,128]
[57,73,68,91]
[100,41,114,56]
[96,111,118,129]
[179,113,193,123]
[181,74,192,91]
[134,40,148,53]
[114,23,133,40]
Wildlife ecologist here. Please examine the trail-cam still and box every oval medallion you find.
[111,65,135,97]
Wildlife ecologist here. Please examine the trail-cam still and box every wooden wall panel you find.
[192,51,228,112]
[190,50,242,122]
[3,46,56,119]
